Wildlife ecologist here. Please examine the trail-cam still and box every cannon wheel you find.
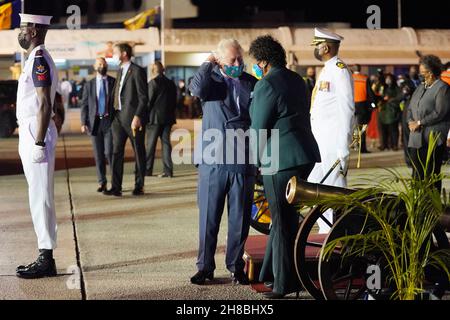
[424,226,449,296]
[318,209,371,300]
[294,205,335,300]
[250,182,271,235]
[319,212,450,300]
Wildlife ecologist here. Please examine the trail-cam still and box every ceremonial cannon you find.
[285,176,450,300]
[249,129,449,299]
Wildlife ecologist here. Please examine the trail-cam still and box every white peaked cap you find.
[311,27,344,45]
[19,14,52,25]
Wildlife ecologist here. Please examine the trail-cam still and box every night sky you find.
[24,0,450,29]
[189,0,450,29]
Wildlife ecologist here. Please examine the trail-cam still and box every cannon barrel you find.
[285,176,450,231]
[285,176,355,205]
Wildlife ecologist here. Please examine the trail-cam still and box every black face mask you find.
[97,67,107,76]
[418,75,425,83]
[18,33,31,50]
[314,48,323,61]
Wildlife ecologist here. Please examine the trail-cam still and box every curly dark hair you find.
[419,55,443,78]
[249,35,286,68]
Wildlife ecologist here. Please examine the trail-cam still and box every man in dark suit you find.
[104,43,148,197]
[189,39,257,286]
[145,61,177,178]
[80,57,116,192]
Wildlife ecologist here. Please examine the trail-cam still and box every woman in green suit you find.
[249,35,321,299]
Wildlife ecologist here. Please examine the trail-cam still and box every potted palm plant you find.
[310,133,450,300]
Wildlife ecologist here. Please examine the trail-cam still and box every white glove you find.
[32,144,47,163]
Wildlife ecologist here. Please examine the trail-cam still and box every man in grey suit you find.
[80,57,115,192]
[189,39,257,286]
[145,61,177,178]
[104,43,148,197]
[407,55,450,192]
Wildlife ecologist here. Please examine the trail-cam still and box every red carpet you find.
[244,233,328,293]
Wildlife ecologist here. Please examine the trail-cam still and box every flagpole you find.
[160,0,165,66]
[20,0,25,70]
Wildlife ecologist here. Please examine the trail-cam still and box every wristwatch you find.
[35,140,46,147]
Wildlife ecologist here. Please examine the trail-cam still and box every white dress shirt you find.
[118,61,131,110]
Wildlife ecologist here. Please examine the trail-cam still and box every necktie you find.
[98,79,107,116]
[226,78,239,113]
[114,68,122,110]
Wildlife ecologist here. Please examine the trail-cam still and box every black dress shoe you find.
[361,150,371,154]
[132,188,144,196]
[262,291,285,299]
[264,281,274,289]
[157,173,173,178]
[190,270,214,285]
[145,171,153,177]
[231,271,249,285]
[97,184,107,193]
[103,188,122,197]
[16,255,57,279]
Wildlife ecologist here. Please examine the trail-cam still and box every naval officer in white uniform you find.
[307,28,355,233]
[15,13,59,279]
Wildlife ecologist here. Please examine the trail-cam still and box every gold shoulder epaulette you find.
[336,60,346,69]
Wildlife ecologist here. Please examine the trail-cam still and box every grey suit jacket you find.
[189,62,258,174]
[407,80,450,148]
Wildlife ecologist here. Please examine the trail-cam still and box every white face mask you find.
[111,54,121,65]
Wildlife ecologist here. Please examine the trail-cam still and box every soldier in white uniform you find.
[15,14,59,279]
[307,28,355,233]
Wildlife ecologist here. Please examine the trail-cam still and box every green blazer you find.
[250,66,321,174]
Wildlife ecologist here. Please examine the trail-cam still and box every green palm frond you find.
[302,132,450,300]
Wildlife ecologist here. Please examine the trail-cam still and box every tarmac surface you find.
[0,111,448,300]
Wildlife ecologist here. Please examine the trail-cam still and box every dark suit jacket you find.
[189,62,258,174]
[148,74,177,126]
[250,66,321,173]
[407,79,450,148]
[113,62,149,126]
[80,75,116,136]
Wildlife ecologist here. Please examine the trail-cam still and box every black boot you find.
[16,250,57,279]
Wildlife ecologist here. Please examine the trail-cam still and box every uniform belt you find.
[97,114,109,119]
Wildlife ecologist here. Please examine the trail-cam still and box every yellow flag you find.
[0,2,13,30]
[123,7,158,31]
